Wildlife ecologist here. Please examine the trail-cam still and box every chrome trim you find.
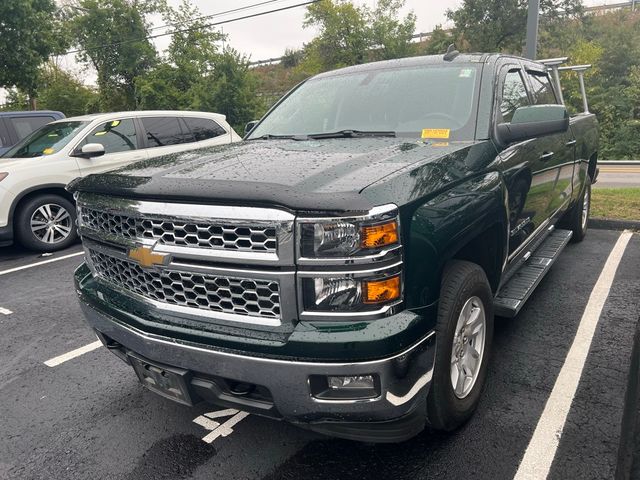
[77,192,295,266]
[297,261,403,278]
[295,203,400,265]
[297,244,402,266]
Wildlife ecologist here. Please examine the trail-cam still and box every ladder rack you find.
[537,57,592,114]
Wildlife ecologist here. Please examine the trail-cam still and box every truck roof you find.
[312,53,541,80]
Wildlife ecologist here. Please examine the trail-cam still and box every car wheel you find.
[567,178,591,244]
[427,260,494,431]
[15,194,78,252]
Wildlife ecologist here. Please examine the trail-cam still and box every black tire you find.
[564,177,591,244]
[427,260,494,431]
[15,194,78,252]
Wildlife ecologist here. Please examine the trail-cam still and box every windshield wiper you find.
[249,134,308,141]
[307,129,396,139]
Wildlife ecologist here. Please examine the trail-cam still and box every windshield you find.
[3,121,88,158]
[248,64,480,141]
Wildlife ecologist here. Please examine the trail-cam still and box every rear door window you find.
[500,70,531,123]
[79,119,137,154]
[9,115,54,140]
[527,71,558,105]
[183,117,226,141]
[141,117,191,147]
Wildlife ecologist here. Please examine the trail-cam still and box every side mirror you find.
[74,143,105,159]
[244,120,259,136]
[497,104,569,146]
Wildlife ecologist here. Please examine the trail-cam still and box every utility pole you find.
[525,0,540,60]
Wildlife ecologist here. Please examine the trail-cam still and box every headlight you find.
[298,204,399,259]
[297,204,403,317]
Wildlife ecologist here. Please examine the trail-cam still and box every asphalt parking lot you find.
[0,228,638,480]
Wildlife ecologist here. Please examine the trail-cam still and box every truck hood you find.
[71,138,481,213]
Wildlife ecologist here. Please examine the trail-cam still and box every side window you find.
[80,119,137,154]
[527,72,558,105]
[9,116,53,140]
[141,117,191,147]
[500,70,530,123]
[183,117,226,142]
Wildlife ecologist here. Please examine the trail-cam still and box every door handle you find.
[539,151,555,161]
[565,139,577,147]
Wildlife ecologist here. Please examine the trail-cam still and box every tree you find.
[0,0,65,106]
[66,0,163,111]
[191,49,262,133]
[447,0,583,54]
[36,63,98,116]
[368,0,416,61]
[303,0,370,71]
[136,0,224,110]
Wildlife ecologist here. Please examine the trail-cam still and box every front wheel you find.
[565,178,591,243]
[15,194,78,252]
[427,260,494,431]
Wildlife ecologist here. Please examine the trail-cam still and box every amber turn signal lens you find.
[364,276,401,304]
[360,221,398,249]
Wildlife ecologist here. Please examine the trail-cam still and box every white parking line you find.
[514,230,634,480]
[44,340,103,367]
[0,251,84,276]
[0,307,12,315]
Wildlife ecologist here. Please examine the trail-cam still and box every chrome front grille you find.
[88,249,281,319]
[80,207,277,253]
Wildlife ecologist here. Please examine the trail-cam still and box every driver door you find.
[73,118,148,176]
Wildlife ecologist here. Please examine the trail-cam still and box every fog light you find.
[328,375,375,390]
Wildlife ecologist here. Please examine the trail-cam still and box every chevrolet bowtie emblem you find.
[127,246,169,268]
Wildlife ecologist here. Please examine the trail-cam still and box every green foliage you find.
[0,0,65,96]
[191,49,262,133]
[448,0,583,54]
[420,26,455,55]
[301,0,416,72]
[35,64,98,116]
[67,0,163,111]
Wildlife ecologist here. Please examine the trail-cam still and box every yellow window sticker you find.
[421,128,450,139]
[94,131,107,136]
[42,147,55,155]
[110,120,121,127]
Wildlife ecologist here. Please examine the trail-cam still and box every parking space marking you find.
[0,307,12,315]
[0,251,84,276]
[193,409,250,443]
[514,230,634,480]
[44,340,103,367]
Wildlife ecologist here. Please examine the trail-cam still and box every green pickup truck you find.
[71,53,598,443]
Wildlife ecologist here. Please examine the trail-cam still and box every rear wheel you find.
[427,260,494,431]
[15,194,78,252]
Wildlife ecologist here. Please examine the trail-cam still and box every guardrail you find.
[599,161,640,165]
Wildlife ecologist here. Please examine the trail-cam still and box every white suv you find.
[0,110,242,252]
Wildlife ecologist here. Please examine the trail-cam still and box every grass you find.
[591,188,640,221]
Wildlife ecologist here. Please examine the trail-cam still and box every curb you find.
[590,218,640,231]
[615,317,640,480]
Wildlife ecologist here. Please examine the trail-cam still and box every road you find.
[595,163,640,188]
[0,229,639,480]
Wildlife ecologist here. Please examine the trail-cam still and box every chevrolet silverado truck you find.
[71,53,598,443]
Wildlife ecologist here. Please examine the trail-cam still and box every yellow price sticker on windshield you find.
[421,128,450,139]
[110,120,121,127]
[94,131,107,136]
[42,148,55,155]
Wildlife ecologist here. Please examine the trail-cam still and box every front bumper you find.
[76,277,437,443]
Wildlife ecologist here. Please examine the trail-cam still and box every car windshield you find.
[2,121,88,158]
[248,63,480,141]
